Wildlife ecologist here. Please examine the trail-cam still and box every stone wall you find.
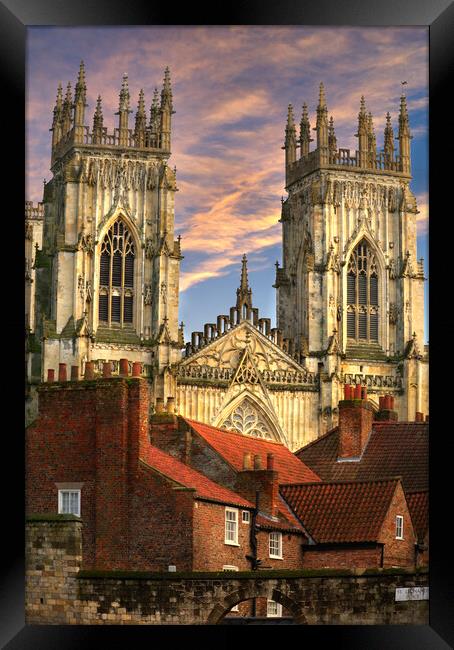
[26,518,429,625]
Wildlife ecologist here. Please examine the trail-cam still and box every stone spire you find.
[398,92,411,174]
[383,111,395,166]
[148,87,160,147]
[74,61,87,143]
[299,103,312,157]
[134,88,147,147]
[92,95,104,144]
[117,73,132,146]
[315,82,329,152]
[356,95,369,168]
[61,82,73,134]
[160,67,174,151]
[328,115,337,160]
[367,111,377,168]
[51,83,63,148]
[236,254,253,316]
[283,104,297,168]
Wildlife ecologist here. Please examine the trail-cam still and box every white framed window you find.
[396,515,404,539]
[58,489,81,517]
[269,532,283,559]
[223,565,239,611]
[242,510,250,524]
[267,600,283,618]
[225,508,239,545]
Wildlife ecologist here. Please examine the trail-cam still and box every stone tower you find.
[275,83,428,428]
[29,63,183,412]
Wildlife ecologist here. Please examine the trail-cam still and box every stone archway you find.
[205,583,307,625]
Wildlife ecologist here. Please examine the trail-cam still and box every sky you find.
[26,26,429,343]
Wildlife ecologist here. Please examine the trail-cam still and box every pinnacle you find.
[318,82,326,108]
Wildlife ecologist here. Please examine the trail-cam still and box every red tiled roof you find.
[140,444,253,509]
[296,422,428,492]
[184,418,320,484]
[280,478,400,543]
[406,490,429,542]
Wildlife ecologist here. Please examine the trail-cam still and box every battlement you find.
[25,201,44,220]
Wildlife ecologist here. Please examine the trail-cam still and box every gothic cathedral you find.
[26,65,428,450]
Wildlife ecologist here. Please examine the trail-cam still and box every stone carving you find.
[388,258,396,280]
[85,280,92,303]
[221,399,273,440]
[337,304,342,321]
[389,303,398,325]
[78,275,85,299]
[144,284,152,306]
[160,281,167,304]
[145,238,153,260]
[343,373,403,389]
[25,221,33,240]
[325,244,341,273]
[77,228,94,253]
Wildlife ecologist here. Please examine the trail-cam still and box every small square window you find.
[58,489,81,517]
[225,508,239,545]
[396,515,404,539]
[269,532,283,559]
[267,600,283,618]
[242,510,250,524]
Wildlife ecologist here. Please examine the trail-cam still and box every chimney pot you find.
[379,395,385,410]
[354,384,362,399]
[425,414,429,422]
[155,397,164,414]
[253,454,262,470]
[389,395,395,410]
[166,397,175,414]
[84,361,95,380]
[47,369,55,383]
[243,452,252,470]
[119,358,129,376]
[70,365,80,381]
[361,386,367,400]
[344,384,352,400]
[58,363,67,382]
[415,411,424,422]
[132,361,142,377]
[267,453,275,470]
[102,362,112,378]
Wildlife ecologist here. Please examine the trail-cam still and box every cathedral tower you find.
[276,84,428,427]
[29,63,183,408]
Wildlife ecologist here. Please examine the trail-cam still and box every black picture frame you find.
[3,0,452,647]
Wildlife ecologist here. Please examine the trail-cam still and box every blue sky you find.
[26,26,429,342]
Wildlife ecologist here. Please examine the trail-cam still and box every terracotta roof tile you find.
[140,444,253,509]
[280,478,400,543]
[184,418,320,484]
[406,490,429,542]
[296,422,428,492]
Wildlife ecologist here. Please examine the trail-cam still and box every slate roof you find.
[280,478,400,544]
[295,422,428,492]
[184,418,320,484]
[406,490,429,542]
[140,444,253,509]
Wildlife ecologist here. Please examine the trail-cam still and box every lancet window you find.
[346,239,379,343]
[98,219,135,327]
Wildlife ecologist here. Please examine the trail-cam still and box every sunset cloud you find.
[26,26,428,338]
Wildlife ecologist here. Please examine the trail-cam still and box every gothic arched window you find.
[98,219,135,327]
[346,239,379,343]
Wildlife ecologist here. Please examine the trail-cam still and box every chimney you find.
[415,411,424,422]
[70,365,80,381]
[47,368,55,383]
[58,363,67,382]
[235,454,279,517]
[84,361,95,380]
[119,358,129,376]
[132,361,142,377]
[155,397,164,414]
[166,397,175,414]
[102,362,112,378]
[338,385,374,459]
[375,393,399,422]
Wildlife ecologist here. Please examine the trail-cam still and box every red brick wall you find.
[192,501,252,571]
[256,530,303,569]
[338,400,374,458]
[129,464,194,571]
[26,382,98,567]
[235,470,279,518]
[379,482,416,568]
[302,546,382,569]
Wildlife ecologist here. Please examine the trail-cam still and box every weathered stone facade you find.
[26,517,429,625]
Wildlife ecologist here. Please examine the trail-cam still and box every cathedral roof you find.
[295,421,428,493]
[280,478,403,544]
[183,418,320,484]
[140,444,254,509]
